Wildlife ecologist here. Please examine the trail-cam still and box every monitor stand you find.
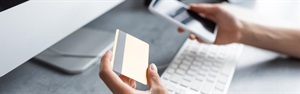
[35,28,114,74]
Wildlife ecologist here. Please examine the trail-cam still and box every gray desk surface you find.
[1,0,300,94]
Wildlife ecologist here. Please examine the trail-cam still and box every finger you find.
[101,50,112,65]
[119,75,131,85]
[130,79,137,89]
[189,3,219,14]
[189,34,204,43]
[177,27,184,33]
[196,37,204,43]
[120,75,137,88]
[198,13,217,22]
[146,64,168,94]
[189,4,220,22]
[213,38,227,45]
[147,63,163,88]
[189,34,197,40]
[99,51,133,93]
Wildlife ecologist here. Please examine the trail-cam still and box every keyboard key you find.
[218,75,228,85]
[192,61,202,66]
[212,63,222,69]
[167,89,174,93]
[192,46,198,51]
[210,67,219,74]
[175,69,185,75]
[220,72,229,78]
[162,72,171,79]
[195,75,205,82]
[183,75,193,82]
[203,62,212,67]
[217,53,226,60]
[207,74,217,82]
[182,60,192,66]
[174,87,186,94]
[200,66,209,72]
[198,50,207,56]
[190,49,197,55]
[185,55,194,61]
[221,63,234,74]
[162,80,170,87]
[161,78,168,84]
[173,59,181,64]
[170,63,179,68]
[167,68,175,74]
[193,57,201,62]
[187,70,197,76]
[190,65,199,71]
[213,86,224,93]
[177,56,184,59]
[179,63,189,70]
[215,82,226,92]
[180,79,191,88]
[190,80,203,91]
[170,74,183,84]
[210,49,218,55]
[185,89,199,94]
[166,82,177,93]
[200,81,214,94]
[207,53,215,59]
[183,49,190,53]
[197,69,206,75]
[173,56,183,64]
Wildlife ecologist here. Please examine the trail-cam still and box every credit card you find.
[111,29,149,85]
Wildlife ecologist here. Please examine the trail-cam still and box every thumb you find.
[189,4,219,14]
[189,4,220,22]
[147,63,163,88]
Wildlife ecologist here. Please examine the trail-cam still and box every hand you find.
[99,51,168,94]
[178,3,244,44]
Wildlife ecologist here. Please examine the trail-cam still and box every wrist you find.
[238,20,255,45]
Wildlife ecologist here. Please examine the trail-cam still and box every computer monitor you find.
[0,0,27,12]
[0,0,124,77]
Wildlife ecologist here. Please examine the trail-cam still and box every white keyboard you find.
[161,39,243,94]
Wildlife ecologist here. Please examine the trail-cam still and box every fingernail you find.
[107,50,111,54]
[150,63,157,72]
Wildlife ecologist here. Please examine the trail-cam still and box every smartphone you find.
[148,0,217,43]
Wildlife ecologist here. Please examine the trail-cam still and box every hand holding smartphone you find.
[148,0,217,43]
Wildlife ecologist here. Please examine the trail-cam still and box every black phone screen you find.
[152,0,216,33]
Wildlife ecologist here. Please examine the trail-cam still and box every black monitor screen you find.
[0,0,28,12]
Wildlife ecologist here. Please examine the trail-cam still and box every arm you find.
[180,4,300,58]
[240,21,300,58]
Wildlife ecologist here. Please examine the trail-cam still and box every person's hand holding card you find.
[111,29,149,85]
[99,30,168,94]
